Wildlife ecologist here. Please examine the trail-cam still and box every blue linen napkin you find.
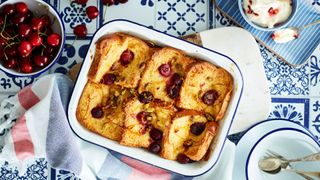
[215,0,320,66]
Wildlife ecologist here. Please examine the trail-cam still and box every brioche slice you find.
[88,33,152,88]
[76,81,122,141]
[120,98,176,148]
[176,62,233,120]
[161,110,218,161]
[184,121,219,161]
[161,110,205,160]
[138,47,195,103]
[76,81,135,141]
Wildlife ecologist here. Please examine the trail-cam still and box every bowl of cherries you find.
[0,0,65,77]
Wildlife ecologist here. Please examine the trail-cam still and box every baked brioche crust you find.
[120,98,176,148]
[76,81,123,141]
[176,61,233,120]
[88,33,152,88]
[138,47,195,102]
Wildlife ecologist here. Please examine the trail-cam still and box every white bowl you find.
[247,128,320,180]
[67,19,244,176]
[0,0,65,77]
[233,119,320,180]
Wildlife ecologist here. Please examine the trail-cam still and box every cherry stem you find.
[3,42,18,60]
[41,43,46,48]
[0,15,7,34]
[39,32,48,36]
[103,4,107,23]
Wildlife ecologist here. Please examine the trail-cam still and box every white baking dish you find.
[67,19,244,176]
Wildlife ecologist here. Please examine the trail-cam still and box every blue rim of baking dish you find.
[66,19,244,177]
[0,0,66,78]
[245,127,320,179]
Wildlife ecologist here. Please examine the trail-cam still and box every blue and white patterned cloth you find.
[215,0,320,66]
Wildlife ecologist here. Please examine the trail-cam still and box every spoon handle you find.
[288,152,320,162]
[286,169,320,179]
[301,19,320,29]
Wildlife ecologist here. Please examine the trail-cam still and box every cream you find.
[243,0,292,28]
[271,28,298,43]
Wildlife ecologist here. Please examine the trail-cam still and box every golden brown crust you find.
[138,47,196,103]
[176,61,233,120]
[120,98,176,148]
[88,33,152,88]
[76,81,123,141]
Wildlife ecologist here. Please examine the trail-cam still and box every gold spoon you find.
[259,151,320,179]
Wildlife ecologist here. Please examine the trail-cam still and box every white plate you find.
[247,128,320,180]
[67,20,244,176]
[233,119,320,180]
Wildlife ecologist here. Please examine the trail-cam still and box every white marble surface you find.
[199,27,271,134]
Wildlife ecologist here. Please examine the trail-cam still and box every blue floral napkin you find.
[215,0,320,66]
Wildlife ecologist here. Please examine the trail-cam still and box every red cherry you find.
[28,32,42,47]
[120,49,134,66]
[4,26,16,36]
[41,15,51,26]
[0,48,4,59]
[43,46,55,55]
[4,58,18,69]
[47,33,61,47]
[5,45,18,57]
[31,18,44,30]
[119,0,128,3]
[102,0,115,6]
[202,90,218,105]
[86,6,99,19]
[73,24,87,38]
[158,64,171,77]
[20,58,33,73]
[18,41,32,55]
[75,0,88,5]
[33,55,49,67]
[12,13,26,26]
[15,2,28,14]
[0,38,7,47]
[3,4,16,16]
[25,10,34,22]
[18,24,32,38]
[0,17,4,26]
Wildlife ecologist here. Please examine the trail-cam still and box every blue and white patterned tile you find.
[49,168,79,180]
[309,0,320,11]
[0,159,48,180]
[57,0,103,40]
[155,0,210,36]
[309,98,320,141]
[105,0,155,27]
[268,98,309,127]
[49,40,90,74]
[260,45,310,96]
[309,45,320,96]
[214,10,235,28]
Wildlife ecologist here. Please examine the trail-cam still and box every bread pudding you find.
[76,33,233,163]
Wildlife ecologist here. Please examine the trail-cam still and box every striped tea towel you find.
[0,74,236,180]
[215,0,320,66]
